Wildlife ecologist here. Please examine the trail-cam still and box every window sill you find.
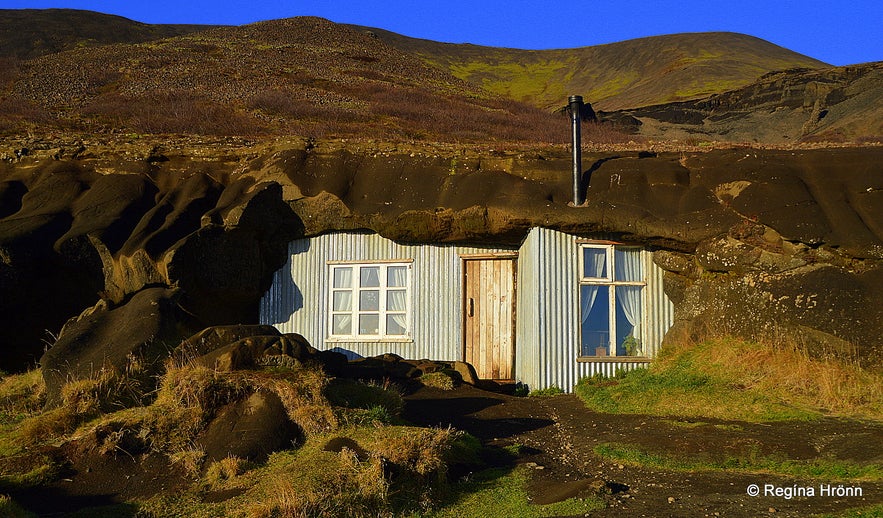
[326,337,414,344]
[576,356,651,363]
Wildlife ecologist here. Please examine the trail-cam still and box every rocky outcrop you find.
[612,62,883,143]
[0,150,302,384]
[1,138,881,378]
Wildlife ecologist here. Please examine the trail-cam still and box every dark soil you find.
[8,383,882,517]
[402,384,883,517]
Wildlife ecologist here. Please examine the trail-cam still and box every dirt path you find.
[402,384,883,517]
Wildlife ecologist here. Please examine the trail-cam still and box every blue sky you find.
[4,0,881,66]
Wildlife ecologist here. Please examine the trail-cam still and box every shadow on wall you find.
[266,239,310,325]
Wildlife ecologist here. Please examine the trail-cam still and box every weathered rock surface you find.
[611,62,883,143]
[178,324,347,374]
[197,389,298,464]
[0,138,881,377]
[40,286,185,406]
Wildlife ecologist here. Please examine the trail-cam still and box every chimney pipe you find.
[569,95,583,206]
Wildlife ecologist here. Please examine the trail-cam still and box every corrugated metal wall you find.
[259,231,516,362]
[514,227,671,392]
[260,227,673,392]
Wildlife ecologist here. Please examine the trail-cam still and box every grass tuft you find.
[575,337,883,422]
[419,371,458,391]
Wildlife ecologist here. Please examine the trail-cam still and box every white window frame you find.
[578,244,647,358]
[327,261,412,341]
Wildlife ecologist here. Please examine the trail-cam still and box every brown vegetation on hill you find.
[4,10,879,145]
[0,8,216,60]
[1,16,590,144]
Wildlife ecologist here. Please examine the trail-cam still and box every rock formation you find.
[1,138,880,386]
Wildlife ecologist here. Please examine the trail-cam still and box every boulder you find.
[177,324,345,373]
[197,389,298,463]
[40,287,187,407]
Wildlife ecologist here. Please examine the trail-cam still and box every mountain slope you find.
[2,16,568,142]
[0,8,217,60]
[613,61,883,143]
[355,28,829,111]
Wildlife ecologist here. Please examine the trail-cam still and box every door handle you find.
[468,298,474,317]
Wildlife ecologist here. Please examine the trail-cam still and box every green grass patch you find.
[595,443,883,481]
[575,364,817,422]
[815,504,883,517]
[528,385,565,397]
[425,466,604,518]
[575,337,883,422]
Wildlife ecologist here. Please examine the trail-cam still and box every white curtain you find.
[333,291,352,311]
[388,266,407,287]
[387,290,407,333]
[580,285,599,325]
[387,266,408,333]
[332,314,352,335]
[580,248,606,325]
[361,266,380,287]
[616,285,642,349]
[614,248,643,282]
[333,267,352,288]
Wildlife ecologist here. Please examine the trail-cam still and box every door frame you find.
[461,253,517,380]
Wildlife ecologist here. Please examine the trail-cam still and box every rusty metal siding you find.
[513,227,673,392]
[259,231,516,362]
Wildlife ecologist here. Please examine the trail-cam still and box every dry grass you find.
[419,371,457,390]
[667,337,883,418]
[576,336,883,422]
[204,455,252,489]
[242,425,458,518]
[244,447,390,518]
[0,370,45,423]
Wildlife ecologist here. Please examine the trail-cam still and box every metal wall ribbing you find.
[258,231,516,361]
[259,227,673,391]
[514,227,672,392]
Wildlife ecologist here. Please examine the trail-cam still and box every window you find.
[329,262,410,339]
[579,245,645,357]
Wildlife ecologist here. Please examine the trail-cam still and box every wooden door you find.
[464,258,515,380]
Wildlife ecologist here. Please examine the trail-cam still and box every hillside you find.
[0,15,568,143]
[0,10,879,144]
[357,27,830,111]
[0,8,217,60]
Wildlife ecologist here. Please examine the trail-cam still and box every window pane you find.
[614,248,644,282]
[388,265,407,287]
[616,285,643,356]
[359,314,379,335]
[360,290,379,311]
[333,267,352,288]
[387,289,406,311]
[580,285,610,356]
[360,266,380,287]
[386,314,406,335]
[583,248,607,279]
[332,314,352,335]
[332,290,352,311]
